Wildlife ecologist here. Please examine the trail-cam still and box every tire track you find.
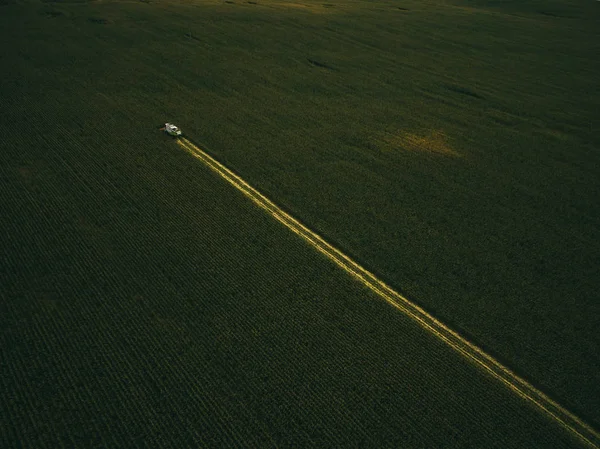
[177,137,599,449]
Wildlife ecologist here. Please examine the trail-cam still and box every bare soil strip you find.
[177,137,600,448]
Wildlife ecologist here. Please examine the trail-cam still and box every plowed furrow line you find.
[177,137,599,448]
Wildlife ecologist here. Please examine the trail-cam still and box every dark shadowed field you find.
[1,0,599,447]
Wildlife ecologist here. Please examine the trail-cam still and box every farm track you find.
[177,137,600,449]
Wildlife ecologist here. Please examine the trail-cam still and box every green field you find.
[2,0,599,446]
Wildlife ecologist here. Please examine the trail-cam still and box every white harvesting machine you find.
[164,123,182,137]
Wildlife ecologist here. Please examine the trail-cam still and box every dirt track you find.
[177,137,600,449]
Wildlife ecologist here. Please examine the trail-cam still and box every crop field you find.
[1,0,599,447]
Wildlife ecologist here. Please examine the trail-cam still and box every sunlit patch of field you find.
[381,130,460,157]
[261,0,342,13]
[167,0,344,13]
